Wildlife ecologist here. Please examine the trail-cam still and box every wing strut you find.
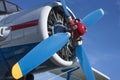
[61,67,80,80]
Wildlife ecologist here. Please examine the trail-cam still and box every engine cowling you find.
[38,2,76,67]
[0,1,78,79]
[0,1,76,70]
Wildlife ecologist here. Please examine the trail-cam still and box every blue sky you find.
[9,0,120,80]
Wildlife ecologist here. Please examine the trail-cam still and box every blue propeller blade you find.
[12,33,70,79]
[82,8,104,28]
[76,45,95,80]
[61,0,70,17]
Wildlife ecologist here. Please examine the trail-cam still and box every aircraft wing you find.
[50,63,110,80]
[91,68,110,80]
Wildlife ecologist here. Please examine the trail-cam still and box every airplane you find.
[0,0,110,80]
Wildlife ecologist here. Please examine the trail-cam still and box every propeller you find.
[61,0,70,17]
[60,0,104,80]
[82,8,104,28]
[11,0,104,79]
[76,45,95,80]
[12,33,70,79]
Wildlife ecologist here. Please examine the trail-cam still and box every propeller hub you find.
[69,19,87,37]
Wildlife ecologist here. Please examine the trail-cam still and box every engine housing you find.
[0,2,77,79]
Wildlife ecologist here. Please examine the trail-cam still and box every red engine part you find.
[69,19,87,36]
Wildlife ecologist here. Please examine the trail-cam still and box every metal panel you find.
[11,30,23,40]
[0,1,5,11]
[0,0,21,15]
[5,1,18,12]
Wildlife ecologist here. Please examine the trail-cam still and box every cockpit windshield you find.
[0,0,21,15]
